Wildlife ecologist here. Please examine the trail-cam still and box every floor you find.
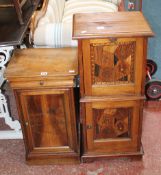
[0,101,161,175]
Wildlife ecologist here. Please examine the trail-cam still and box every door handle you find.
[25,121,29,126]
[86,125,92,129]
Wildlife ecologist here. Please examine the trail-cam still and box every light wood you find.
[72,12,154,39]
[5,48,78,79]
[73,11,153,162]
[5,48,78,89]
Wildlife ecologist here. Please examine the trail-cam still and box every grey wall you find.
[143,0,161,79]
[125,0,161,78]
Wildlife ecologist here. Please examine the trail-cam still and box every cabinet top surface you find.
[5,48,78,79]
[72,12,154,39]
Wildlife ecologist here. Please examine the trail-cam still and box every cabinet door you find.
[82,38,146,96]
[83,99,143,154]
[16,88,78,158]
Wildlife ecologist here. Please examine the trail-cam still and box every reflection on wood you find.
[93,107,131,139]
[26,94,68,148]
[91,41,135,85]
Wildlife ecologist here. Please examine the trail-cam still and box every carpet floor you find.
[0,101,161,175]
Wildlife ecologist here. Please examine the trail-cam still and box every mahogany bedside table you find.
[5,48,79,164]
[73,12,154,162]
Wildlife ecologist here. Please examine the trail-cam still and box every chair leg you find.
[28,0,34,5]
[12,0,24,25]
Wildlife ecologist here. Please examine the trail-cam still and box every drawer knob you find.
[25,122,29,126]
[121,68,124,72]
[40,80,44,86]
[86,125,93,129]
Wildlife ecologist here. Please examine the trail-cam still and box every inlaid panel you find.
[93,107,131,140]
[84,99,143,154]
[91,41,136,85]
[25,94,68,148]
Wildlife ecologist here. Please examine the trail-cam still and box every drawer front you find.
[82,38,146,96]
[82,98,143,154]
[10,78,75,89]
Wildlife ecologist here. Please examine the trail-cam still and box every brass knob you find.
[121,68,124,72]
[117,122,124,131]
[25,122,29,126]
[86,125,93,129]
[40,80,44,86]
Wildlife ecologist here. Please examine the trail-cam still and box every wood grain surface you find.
[73,12,154,39]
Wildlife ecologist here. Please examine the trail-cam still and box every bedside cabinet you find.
[5,48,79,164]
[73,12,154,162]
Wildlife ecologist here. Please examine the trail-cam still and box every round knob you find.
[120,68,124,72]
[116,122,124,131]
[39,80,44,86]
[25,122,29,126]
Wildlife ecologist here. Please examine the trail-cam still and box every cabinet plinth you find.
[5,48,79,164]
[73,12,153,162]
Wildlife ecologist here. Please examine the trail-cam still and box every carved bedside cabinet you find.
[5,48,79,164]
[73,12,154,162]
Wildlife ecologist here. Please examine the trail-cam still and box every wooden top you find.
[72,12,154,39]
[5,48,78,80]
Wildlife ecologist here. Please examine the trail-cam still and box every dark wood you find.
[0,0,40,46]
[118,0,125,11]
[12,0,28,25]
[140,0,143,11]
[15,88,79,164]
[73,12,153,162]
[5,48,79,164]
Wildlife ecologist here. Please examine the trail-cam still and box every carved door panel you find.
[16,88,78,156]
[84,99,143,153]
[82,38,145,96]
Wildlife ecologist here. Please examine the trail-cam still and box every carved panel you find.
[90,41,136,85]
[93,107,132,139]
[26,94,68,148]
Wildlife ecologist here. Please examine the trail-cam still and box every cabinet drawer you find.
[81,38,146,96]
[9,78,75,89]
[81,97,144,154]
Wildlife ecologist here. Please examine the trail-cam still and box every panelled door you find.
[82,38,145,96]
[84,99,143,154]
[16,88,78,156]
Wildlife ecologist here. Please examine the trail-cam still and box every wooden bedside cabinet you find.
[5,48,79,164]
[73,12,154,162]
